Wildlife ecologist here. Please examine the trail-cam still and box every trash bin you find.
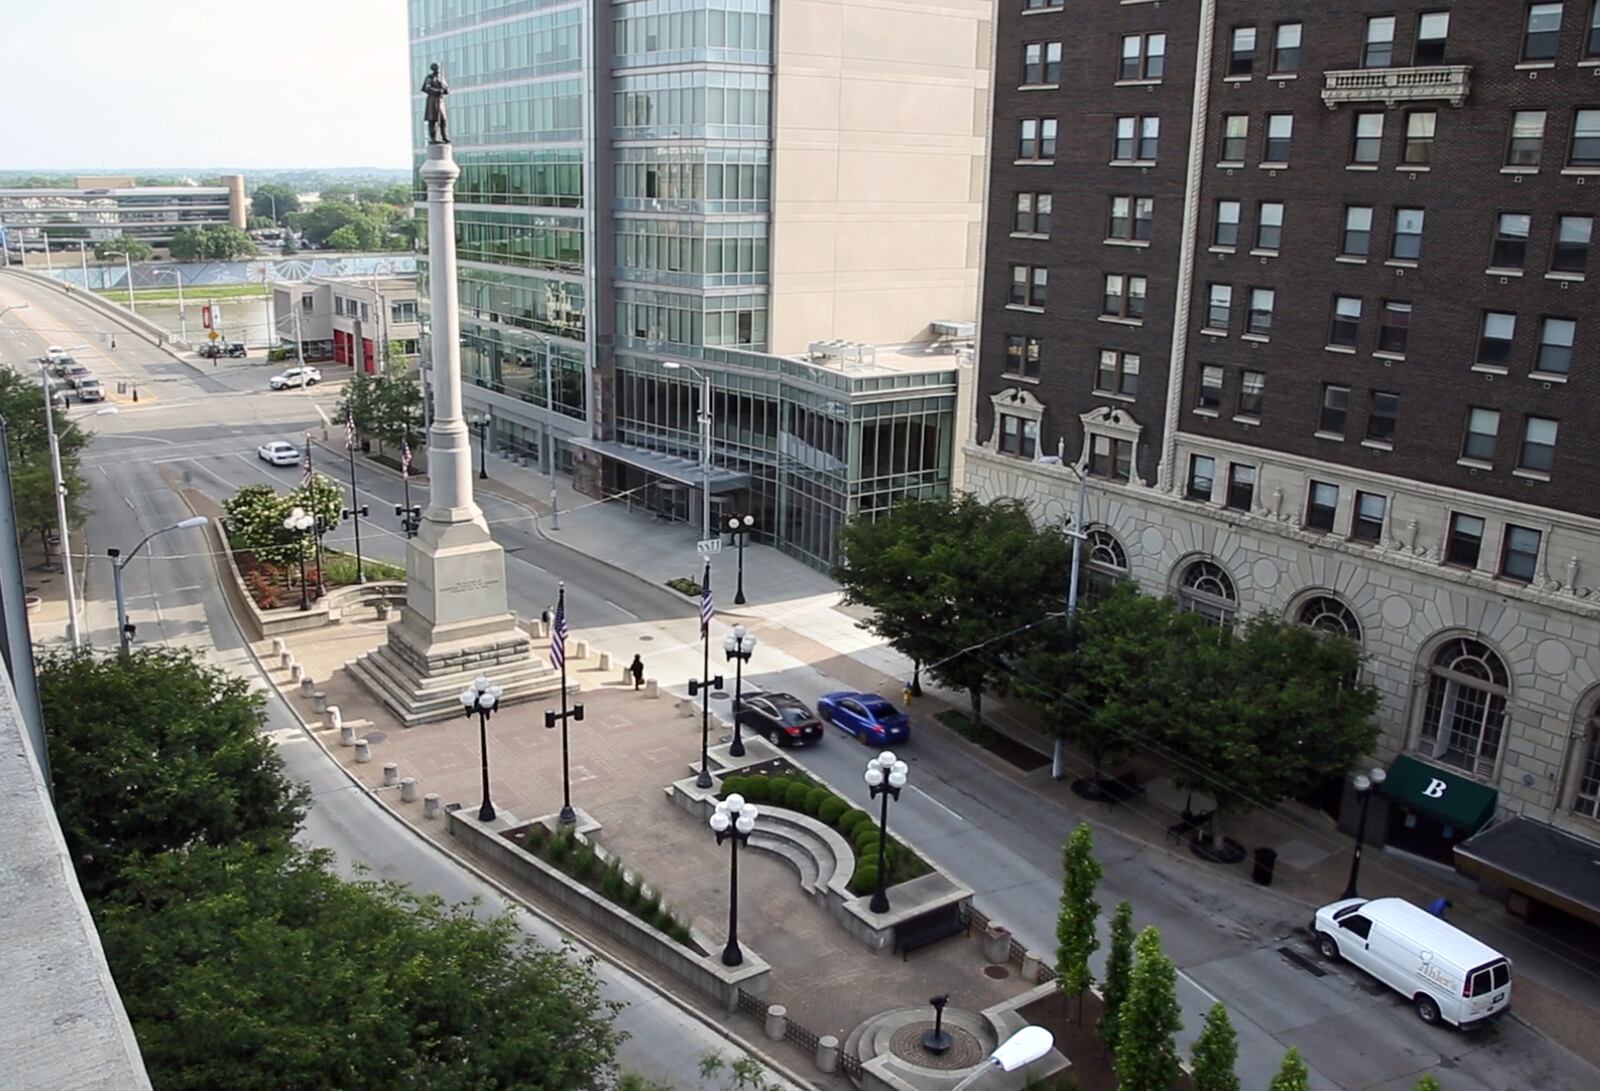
[1251,847,1277,886]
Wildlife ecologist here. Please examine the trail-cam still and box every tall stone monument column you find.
[349,141,562,725]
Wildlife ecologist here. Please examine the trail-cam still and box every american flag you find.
[550,588,568,671]
[301,433,313,487]
[699,562,714,637]
[345,413,356,451]
[400,437,413,477]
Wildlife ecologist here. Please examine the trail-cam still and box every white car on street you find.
[257,440,302,467]
[268,366,322,390]
[40,346,66,363]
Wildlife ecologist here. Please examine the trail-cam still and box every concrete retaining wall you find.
[4,266,182,349]
[448,809,770,1011]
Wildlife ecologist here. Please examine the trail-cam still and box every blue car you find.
[816,691,910,745]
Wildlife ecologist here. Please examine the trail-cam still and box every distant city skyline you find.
[11,0,411,171]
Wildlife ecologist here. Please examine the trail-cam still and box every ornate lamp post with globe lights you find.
[281,506,315,610]
[864,751,908,914]
[709,793,758,966]
[722,623,757,758]
[1342,765,1388,899]
[459,675,503,821]
[727,513,755,604]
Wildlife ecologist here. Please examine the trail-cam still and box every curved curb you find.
[178,489,816,1091]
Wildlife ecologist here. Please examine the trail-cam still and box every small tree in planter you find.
[1115,927,1182,1091]
[1191,1002,1240,1091]
[1055,823,1101,1022]
[1097,900,1135,1054]
[1268,1048,1310,1091]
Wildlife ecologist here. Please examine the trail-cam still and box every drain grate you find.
[983,964,1010,979]
[1277,945,1328,977]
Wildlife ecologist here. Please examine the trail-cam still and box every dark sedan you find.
[736,692,824,747]
[816,691,911,745]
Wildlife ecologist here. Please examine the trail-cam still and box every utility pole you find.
[292,299,305,368]
[1050,470,1088,781]
[40,370,81,648]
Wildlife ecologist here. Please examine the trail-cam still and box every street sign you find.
[208,330,220,341]
[696,538,722,556]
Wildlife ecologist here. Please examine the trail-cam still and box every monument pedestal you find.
[347,139,567,725]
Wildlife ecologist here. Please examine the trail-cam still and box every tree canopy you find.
[38,647,308,896]
[1056,822,1101,1019]
[1268,1048,1311,1091]
[93,233,152,261]
[339,370,422,453]
[250,182,300,224]
[1190,1002,1240,1091]
[223,477,343,564]
[834,495,1069,726]
[1114,927,1183,1091]
[168,225,257,260]
[0,370,90,557]
[96,843,623,1091]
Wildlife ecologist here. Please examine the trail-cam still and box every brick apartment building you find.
[967,0,1600,920]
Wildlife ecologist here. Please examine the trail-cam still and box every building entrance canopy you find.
[574,438,749,492]
[1455,817,1600,927]
[1381,755,1498,834]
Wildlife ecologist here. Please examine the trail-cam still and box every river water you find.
[131,297,279,348]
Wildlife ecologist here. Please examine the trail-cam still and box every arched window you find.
[1573,710,1600,820]
[1177,559,1236,626]
[1297,595,1362,643]
[1417,638,1509,779]
[1083,527,1128,600]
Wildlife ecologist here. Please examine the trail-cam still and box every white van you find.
[1311,897,1511,1028]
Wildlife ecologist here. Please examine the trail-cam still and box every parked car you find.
[61,363,91,387]
[736,691,824,747]
[256,440,302,466]
[50,355,77,376]
[40,346,66,363]
[75,378,105,403]
[223,341,247,358]
[816,691,911,745]
[1311,897,1512,1028]
[200,341,248,359]
[268,366,321,390]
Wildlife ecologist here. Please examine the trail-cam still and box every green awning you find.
[1382,755,1498,833]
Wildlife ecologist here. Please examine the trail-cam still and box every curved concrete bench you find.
[745,809,856,901]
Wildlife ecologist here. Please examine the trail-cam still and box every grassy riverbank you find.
[94,283,270,303]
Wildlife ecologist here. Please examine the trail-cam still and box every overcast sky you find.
[8,0,412,171]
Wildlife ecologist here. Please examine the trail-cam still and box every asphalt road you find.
[0,271,793,1090]
[8,268,1597,1091]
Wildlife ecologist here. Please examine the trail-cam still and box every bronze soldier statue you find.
[422,63,450,144]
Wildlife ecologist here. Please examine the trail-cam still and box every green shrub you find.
[803,787,831,816]
[849,862,880,896]
[522,825,549,853]
[853,825,883,854]
[785,781,813,809]
[621,880,644,909]
[765,776,792,802]
[817,797,847,826]
[600,859,626,899]
[740,776,768,803]
[838,809,871,835]
[720,775,747,799]
[666,576,701,596]
[571,845,598,880]
[549,828,575,866]
[669,922,693,946]
[639,890,661,919]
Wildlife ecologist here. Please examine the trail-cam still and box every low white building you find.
[273,274,418,372]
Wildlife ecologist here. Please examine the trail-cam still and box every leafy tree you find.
[371,371,424,453]
[95,842,624,1091]
[337,370,379,435]
[1056,823,1101,1021]
[37,647,308,896]
[326,224,363,251]
[1190,1003,1239,1091]
[202,225,257,259]
[251,182,300,224]
[247,215,275,230]
[835,496,1069,729]
[0,370,90,558]
[1097,900,1135,1054]
[1412,1075,1443,1091]
[280,232,299,255]
[1162,612,1381,841]
[167,227,207,261]
[223,478,341,565]
[1115,927,1182,1091]
[93,233,152,261]
[1268,1048,1310,1091]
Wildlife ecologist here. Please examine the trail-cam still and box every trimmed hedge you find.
[849,862,879,896]
[784,781,812,809]
[804,787,831,816]
[817,797,847,826]
[838,809,872,836]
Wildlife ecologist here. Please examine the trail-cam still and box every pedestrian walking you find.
[1426,896,1452,918]
[630,653,645,690]
[110,335,117,350]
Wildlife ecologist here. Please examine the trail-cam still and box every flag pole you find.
[346,416,365,583]
[305,433,326,596]
[401,436,413,537]
[544,583,582,825]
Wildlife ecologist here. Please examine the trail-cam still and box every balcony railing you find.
[1321,65,1471,109]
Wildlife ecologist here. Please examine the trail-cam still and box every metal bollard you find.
[340,723,357,747]
[383,762,399,787]
[299,676,315,697]
[400,777,418,803]
[816,1035,839,1075]
[423,793,441,819]
[354,738,372,763]
[764,1005,788,1041]
[313,691,328,713]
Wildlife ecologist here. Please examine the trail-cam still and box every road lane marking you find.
[908,784,965,821]
[605,599,640,621]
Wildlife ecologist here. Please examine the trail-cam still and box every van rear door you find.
[1463,960,1512,1022]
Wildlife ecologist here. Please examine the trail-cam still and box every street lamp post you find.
[282,506,314,610]
[727,513,755,605]
[1342,766,1388,899]
[687,558,723,789]
[38,363,81,648]
[662,361,713,536]
[722,624,757,758]
[122,249,136,314]
[864,751,908,914]
[1053,467,1089,783]
[947,1027,1055,1091]
[148,267,187,342]
[459,676,503,822]
[468,411,491,479]
[108,516,208,653]
[709,793,758,966]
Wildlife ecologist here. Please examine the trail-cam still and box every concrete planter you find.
[448,808,770,1011]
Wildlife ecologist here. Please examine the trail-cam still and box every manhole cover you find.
[888,1022,984,1070]
[983,964,1010,979]
[365,730,388,744]
[711,691,729,700]
[639,635,654,641]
